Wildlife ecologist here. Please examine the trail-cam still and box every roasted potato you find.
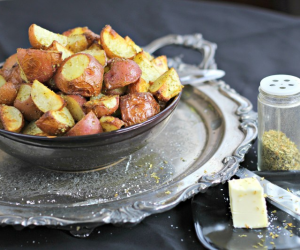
[133,51,161,83]
[149,68,183,102]
[0,53,18,79]
[0,105,24,133]
[83,29,101,46]
[81,49,107,67]
[104,58,142,90]
[127,77,149,94]
[36,107,75,135]
[47,41,73,60]
[66,111,102,136]
[0,81,19,105]
[63,26,100,45]
[83,95,119,118]
[31,80,65,112]
[90,92,106,101]
[152,55,168,75]
[14,83,43,121]
[100,25,136,59]
[0,75,5,87]
[120,92,160,126]
[124,36,153,60]
[62,26,90,36]
[54,53,104,97]
[2,62,23,86]
[88,41,102,50]
[66,34,89,53]
[17,48,62,83]
[28,24,68,49]
[63,94,86,121]
[22,121,48,136]
[0,24,182,137]
[103,86,127,96]
[100,116,124,132]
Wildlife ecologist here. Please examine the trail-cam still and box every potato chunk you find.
[81,49,107,67]
[83,95,119,118]
[17,48,62,83]
[36,107,75,135]
[0,53,18,79]
[124,36,153,60]
[66,34,89,53]
[0,75,19,105]
[133,51,161,83]
[28,24,68,49]
[22,121,48,136]
[66,111,102,136]
[14,84,43,121]
[0,105,24,133]
[100,25,136,59]
[127,78,149,94]
[0,81,18,105]
[63,26,90,36]
[63,94,86,121]
[104,58,142,89]
[54,53,104,97]
[100,116,124,132]
[120,92,160,127]
[47,41,73,60]
[149,68,183,102]
[152,55,169,75]
[31,80,65,112]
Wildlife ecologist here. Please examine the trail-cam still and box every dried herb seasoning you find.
[261,130,300,170]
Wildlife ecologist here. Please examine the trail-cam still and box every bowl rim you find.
[0,92,182,142]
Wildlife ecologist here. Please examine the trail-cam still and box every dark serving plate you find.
[192,171,300,250]
[0,92,181,171]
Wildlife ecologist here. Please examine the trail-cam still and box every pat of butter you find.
[229,177,268,228]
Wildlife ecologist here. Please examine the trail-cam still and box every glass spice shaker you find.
[258,75,300,171]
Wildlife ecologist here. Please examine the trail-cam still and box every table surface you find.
[1,0,300,249]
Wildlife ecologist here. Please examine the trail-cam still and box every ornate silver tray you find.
[0,34,257,237]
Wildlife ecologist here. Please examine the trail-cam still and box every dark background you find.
[193,0,300,16]
[1,0,300,249]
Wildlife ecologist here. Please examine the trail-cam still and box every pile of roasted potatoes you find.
[0,24,183,137]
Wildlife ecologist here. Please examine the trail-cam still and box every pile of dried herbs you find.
[261,130,300,170]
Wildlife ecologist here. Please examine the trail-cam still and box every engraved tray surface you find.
[0,34,257,237]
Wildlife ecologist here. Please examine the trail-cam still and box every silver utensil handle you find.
[143,34,217,70]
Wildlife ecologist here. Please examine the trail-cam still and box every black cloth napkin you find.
[1,0,300,249]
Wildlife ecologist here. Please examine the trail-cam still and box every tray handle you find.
[143,33,217,70]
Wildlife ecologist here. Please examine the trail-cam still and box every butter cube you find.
[229,177,268,228]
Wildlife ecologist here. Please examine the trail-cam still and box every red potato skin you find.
[67,94,86,107]
[17,48,62,83]
[14,84,43,121]
[0,82,19,105]
[54,53,104,97]
[3,64,23,86]
[66,111,102,136]
[120,92,160,127]
[0,53,18,79]
[83,95,119,118]
[104,58,142,90]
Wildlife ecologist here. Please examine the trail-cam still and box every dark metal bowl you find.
[0,93,181,171]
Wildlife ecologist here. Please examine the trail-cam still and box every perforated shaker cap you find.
[260,75,300,96]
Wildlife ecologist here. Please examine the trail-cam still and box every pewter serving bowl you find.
[0,93,181,171]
